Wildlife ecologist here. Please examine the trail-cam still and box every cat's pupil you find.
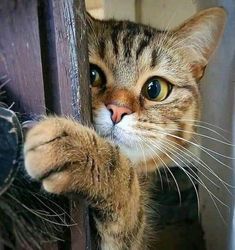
[147,80,161,99]
[90,69,97,84]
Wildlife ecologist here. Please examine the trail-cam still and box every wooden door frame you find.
[0,0,92,249]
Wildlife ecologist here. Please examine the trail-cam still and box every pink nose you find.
[106,104,133,124]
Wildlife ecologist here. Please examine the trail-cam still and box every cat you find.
[24,7,226,250]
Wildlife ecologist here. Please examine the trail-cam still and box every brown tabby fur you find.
[24,7,226,250]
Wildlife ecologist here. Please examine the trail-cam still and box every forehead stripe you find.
[136,31,153,60]
[150,49,158,68]
[122,22,142,55]
[98,38,106,59]
[111,22,123,56]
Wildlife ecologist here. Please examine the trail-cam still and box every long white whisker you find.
[160,138,220,188]
[161,127,235,148]
[135,135,148,178]
[6,193,75,227]
[160,137,235,190]
[148,138,229,223]
[142,138,181,203]
[146,137,200,217]
[149,129,233,169]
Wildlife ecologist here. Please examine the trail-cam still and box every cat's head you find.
[86,7,226,172]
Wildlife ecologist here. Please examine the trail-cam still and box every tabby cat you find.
[24,7,226,250]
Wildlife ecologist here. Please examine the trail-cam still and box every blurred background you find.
[85,1,235,250]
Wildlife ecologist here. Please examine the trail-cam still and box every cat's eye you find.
[142,77,172,102]
[90,64,106,87]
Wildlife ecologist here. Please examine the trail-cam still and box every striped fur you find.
[24,8,226,249]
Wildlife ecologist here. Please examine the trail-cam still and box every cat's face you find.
[87,8,226,172]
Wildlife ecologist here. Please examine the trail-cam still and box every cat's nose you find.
[106,104,133,124]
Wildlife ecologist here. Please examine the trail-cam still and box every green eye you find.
[90,64,106,87]
[142,77,172,101]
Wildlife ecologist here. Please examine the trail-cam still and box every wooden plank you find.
[0,0,92,248]
[38,0,92,121]
[38,0,92,249]
[0,0,46,117]
[0,1,47,249]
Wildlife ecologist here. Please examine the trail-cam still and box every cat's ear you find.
[174,7,227,80]
[85,11,96,28]
[85,11,101,36]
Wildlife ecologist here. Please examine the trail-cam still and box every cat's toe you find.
[24,117,72,180]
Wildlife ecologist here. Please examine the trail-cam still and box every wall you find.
[195,1,235,250]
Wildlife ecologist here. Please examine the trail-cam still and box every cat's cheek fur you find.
[94,106,159,164]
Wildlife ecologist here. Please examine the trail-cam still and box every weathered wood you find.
[0,0,46,117]
[38,0,92,249]
[39,0,92,122]
[0,1,47,249]
[0,0,92,249]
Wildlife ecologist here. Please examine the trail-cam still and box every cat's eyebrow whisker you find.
[155,8,180,52]
[143,139,182,204]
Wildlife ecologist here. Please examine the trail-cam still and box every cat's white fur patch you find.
[94,106,164,165]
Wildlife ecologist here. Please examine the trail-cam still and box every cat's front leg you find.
[24,117,145,250]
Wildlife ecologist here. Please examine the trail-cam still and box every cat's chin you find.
[103,134,160,166]
[94,106,162,165]
[119,144,148,165]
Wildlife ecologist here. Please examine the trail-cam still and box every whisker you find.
[146,137,200,215]
[6,193,76,227]
[143,139,182,204]
[147,137,229,223]
[161,138,220,188]
[142,140,164,190]
[162,127,234,147]
[149,129,233,169]
[161,137,235,190]
[137,136,148,178]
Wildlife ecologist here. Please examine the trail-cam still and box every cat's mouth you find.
[103,126,132,148]
[93,106,138,148]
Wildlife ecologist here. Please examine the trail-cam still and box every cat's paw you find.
[24,117,85,194]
